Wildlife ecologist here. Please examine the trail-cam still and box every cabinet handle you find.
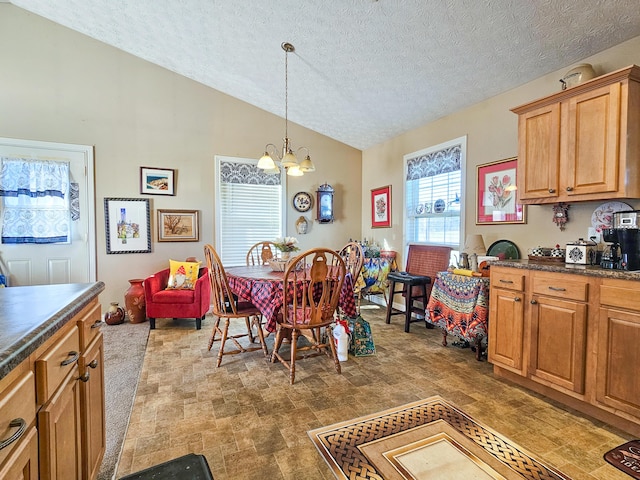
[548,188,556,193]
[60,351,79,366]
[89,359,99,369]
[499,279,514,284]
[548,286,566,292]
[79,372,90,383]
[0,418,26,450]
[91,320,103,329]
[566,186,573,192]
[513,297,521,302]
[530,299,538,304]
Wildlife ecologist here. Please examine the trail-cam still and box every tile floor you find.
[115,302,632,479]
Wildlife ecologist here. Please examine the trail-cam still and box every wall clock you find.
[293,192,312,212]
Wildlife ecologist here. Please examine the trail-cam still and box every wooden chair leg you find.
[289,330,299,384]
[216,318,230,368]
[208,317,221,351]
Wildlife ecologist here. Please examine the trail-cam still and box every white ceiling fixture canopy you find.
[257,42,315,177]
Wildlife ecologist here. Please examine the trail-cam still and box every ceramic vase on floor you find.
[124,278,146,323]
[104,302,125,325]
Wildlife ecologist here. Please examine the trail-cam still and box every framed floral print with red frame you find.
[476,157,526,225]
[371,185,392,228]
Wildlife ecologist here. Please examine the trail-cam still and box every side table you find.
[426,271,490,361]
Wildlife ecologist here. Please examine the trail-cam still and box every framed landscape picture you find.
[140,166,175,195]
[104,198,151,254]
[371,185,392,228]
[157,209,199,242]
[476,157,526,225]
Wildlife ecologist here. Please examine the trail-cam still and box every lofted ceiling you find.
[8,0,640,150]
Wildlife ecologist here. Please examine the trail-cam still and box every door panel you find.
[0,138,95,285]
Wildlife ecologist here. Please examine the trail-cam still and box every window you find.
[404,136,466,250]
[215,156,286,266]
[0,158,71,244]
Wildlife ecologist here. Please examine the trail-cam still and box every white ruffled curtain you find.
[0,157,70,244]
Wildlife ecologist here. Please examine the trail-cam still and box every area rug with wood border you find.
[308,396,570,480]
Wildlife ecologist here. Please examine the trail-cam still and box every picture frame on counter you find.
[476,157,526,225]
[157,209,200,242]
[104,197,151,254]
[140,166,175,195]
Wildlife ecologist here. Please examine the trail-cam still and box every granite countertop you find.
[492,259,640,280]
[0,282,105,380]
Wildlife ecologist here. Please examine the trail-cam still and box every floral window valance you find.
[406,144,462,180]
[220,161,282,186]
[0,157,70,244]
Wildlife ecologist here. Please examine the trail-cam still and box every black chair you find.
[385,245,452,332]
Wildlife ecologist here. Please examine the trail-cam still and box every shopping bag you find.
[347,315,376,356]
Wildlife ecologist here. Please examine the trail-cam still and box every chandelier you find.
[257,42,315,176]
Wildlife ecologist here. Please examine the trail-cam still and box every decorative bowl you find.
[269,260,288,272]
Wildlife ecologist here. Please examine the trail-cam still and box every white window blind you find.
[404,137,466,249]
[215,156,285,266]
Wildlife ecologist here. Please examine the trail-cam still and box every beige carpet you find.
[308,396,571,480]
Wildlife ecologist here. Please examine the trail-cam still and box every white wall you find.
[363,36,640,268]
[0,5,362,310]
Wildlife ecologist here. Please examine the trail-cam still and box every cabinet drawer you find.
[0,372,36,467]
[531,272,589,301]
[490,269,525,291]
[601,280,640,311]
[77,303,102,351]
[35,326,80,405]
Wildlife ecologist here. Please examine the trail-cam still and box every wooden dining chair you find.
[246,241,275,266]
[338,241,364,314]
[271,248,347,384]
[204,244,269,367]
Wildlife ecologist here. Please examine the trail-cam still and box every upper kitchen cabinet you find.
[512,65,640,204]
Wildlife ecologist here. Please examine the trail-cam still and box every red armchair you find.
[144,267,211,330]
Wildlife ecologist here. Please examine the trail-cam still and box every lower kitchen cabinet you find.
[488,270,526,374]
[597,279,640,418]
[489,265,640,436]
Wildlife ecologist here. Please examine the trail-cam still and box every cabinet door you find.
[529,296,587,395]
[517,102,560,201]
[596,307,640,418]
[488,287,525,374]
[79,333,105,480]
[38,367,82,480]
[0,425,38,480]
[565,83,621,196]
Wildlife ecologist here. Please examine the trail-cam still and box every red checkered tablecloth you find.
[226,266,356,332]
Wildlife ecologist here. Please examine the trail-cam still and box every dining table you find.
[225,265,357,332]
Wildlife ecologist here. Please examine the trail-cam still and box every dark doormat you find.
[604,440,640,479]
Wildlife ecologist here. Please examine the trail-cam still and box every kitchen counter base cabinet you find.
[488,269,526,374]
[489,266,640,436]
[0,284,105,480]
[597,279,640,419]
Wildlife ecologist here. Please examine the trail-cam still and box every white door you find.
[0,137,96,285]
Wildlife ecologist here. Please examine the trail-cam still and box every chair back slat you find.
[283,248,346,328]
[338,242,364,281]
[204,244,237,315]
[246,241,275,266]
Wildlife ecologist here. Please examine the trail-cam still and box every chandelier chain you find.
[284,45,289,140]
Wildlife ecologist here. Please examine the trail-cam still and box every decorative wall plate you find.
[487,239,520,260]
[292,191,312,212]
[591,201,633,233]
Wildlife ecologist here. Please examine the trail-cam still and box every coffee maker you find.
[600,228,621,269]
[612,211,640,271]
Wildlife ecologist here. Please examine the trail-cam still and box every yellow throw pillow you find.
[166,259,201,290]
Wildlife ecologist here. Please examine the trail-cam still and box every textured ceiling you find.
[9,0,640,150]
